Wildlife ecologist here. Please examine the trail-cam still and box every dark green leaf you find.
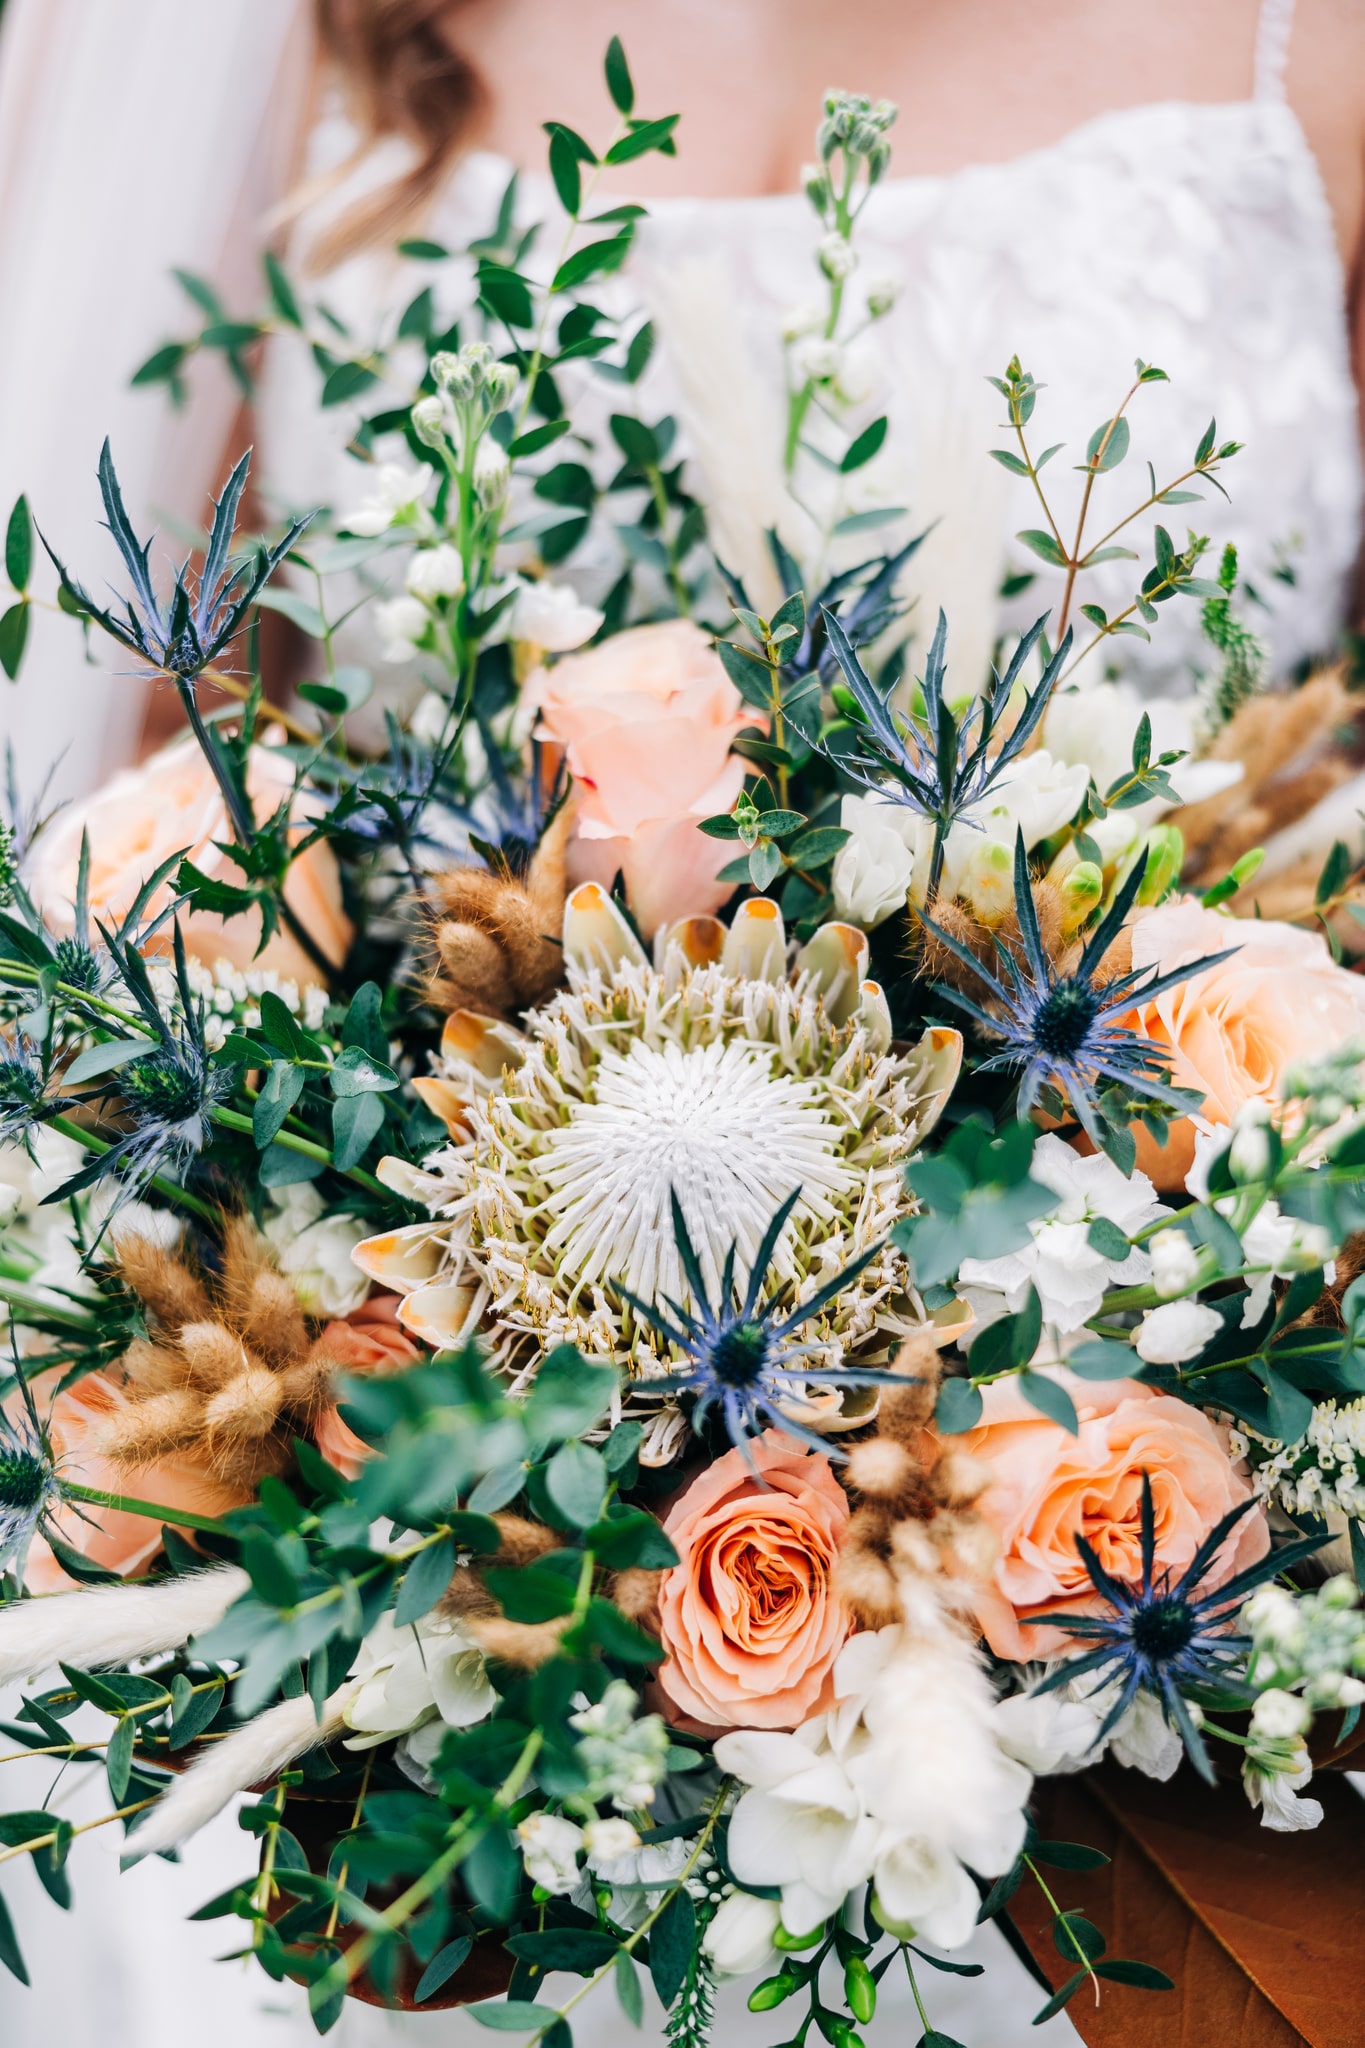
[1086,1216,1130,1261]
[105,1715,135,1805]
[1086,416,1130,471]
[330,1044,400,1097]
[552,237,632,293]
[522,1345,618,1447]
[415,1936,473,2002]
[1033,1840,1111,1872]
[395,1536,456,1626]
[840,416,889,473]
[263,252,303,328]
[5,497,32,592]
[63,1037,156,1086]
[1316,839,1354,907]
[1016,529,1067,567]
[508,420,571,460]
[785,827,850,866]
[0,1888,28,1984]
[254,1061,306,1148]
[469,1998,562,2030]
[615,1947,644,2024]
[1053,1911,1104,1962]
[649,1886,696,2007]
[331,1089,386,1170]
[585,1510,678,1570]
[548,127,583,216]
[460,1826,521,1921]
[483,1565,577,1624]
[506,1929,618,1973]
[321,360,378,407]
[1019,1371,1080,1435]
[545,1441,608,1528]
[1093,1959,1174,1990]
[1031,1968,1089,2025]
[605,116,679,165]
[0,601,29,681]
[168,1679,225,1751]
[604,36,634,113]
[935,1378,983,1434]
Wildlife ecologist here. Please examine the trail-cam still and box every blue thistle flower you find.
[0,1372,65,1584]
[1028,1472,1325,1781]
[922,832,1236,1148]
[621,1189,913,1460]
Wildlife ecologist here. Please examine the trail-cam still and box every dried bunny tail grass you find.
[464,1614,571,1669]
[115,1236,210,1331]
[0,1567,249,1688]
[426,805,571,1018]
[913,899,993,992]
[177,1321,251,1391]
[485,1515,561,1566]
[835,1544,901,1629]
[128,1680,361,1859]
[844,1436,917,1501]
[609,1568,662,1632]
[203,1365,285,1445]
[91,1388,202,1466]
[217,1221,312,1367]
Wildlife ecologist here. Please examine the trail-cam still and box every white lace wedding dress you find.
[1,0,1360,2043]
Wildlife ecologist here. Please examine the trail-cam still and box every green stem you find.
[207,1106,387,1197]
[903,1948,932,2033]
[46,1114,219,1223]
[62,1482,238,1539]
[1024,1854,1100,2005]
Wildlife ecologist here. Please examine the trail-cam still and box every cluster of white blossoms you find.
[357,885,965,1463]
[1232,1398,1365,1522]
[145,954,328,1052]
[716,1604,1031,1951]
[341,1608,497,1780]
[957,1135,1163,1339]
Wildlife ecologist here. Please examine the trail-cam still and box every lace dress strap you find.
[1253,0,1297,101]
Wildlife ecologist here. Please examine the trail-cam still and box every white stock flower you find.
[958,1135,1164,1336]
[512,579,604,653]
[586,1837,693,1930]
[473,439,510,506]
[517,1812,584,1894]
[409,690,455,747]
[817,232,858,281]
[405,544,464,601]
[831,795,930,928]
[1229,1108,1272,1184]
[344,1611,496,1771]
[1251,1688,1311,1740]
[1243,1748,1323,1832]
[943,750,1089,892]
[781,303,825,342]
[1150,1228,1201,1299]
[262,1183,370,1317]
[791,336,844,385]
[702,1891,781,1977]
[1134,1298,1222,1365]
[374,594,430,663]
[343,462,433,537]
[582,1817,640,1862]
[1106,1689,1184,1779]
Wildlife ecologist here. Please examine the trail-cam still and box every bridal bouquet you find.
[1,45,1365,2044]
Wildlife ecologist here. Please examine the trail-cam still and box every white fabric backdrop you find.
[0,0,311,807]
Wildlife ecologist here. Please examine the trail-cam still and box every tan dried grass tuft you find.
[426,804,571,1018]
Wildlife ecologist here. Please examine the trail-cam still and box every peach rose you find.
[657,1431,852,1731]
[26,1373,246,1592]
[953,1371,1268,1660]
[25,732,351,984]
[524,620,756,937]
[1123,899,1365,1189]
[310,1293,423,1479]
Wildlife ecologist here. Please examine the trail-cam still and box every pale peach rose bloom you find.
[25,733,351,984]
[524,619,757,937]
[951,1371,1268,1661]
[657,1431,852,1731]
[1122,898,1365,1189]
[25,1373,247,1592]
[310,1293,423,1480]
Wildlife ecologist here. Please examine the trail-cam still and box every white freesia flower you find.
[343,462,433,537]
[374,594,430,663]
[718,1619,1030,1950]
[702,1891,781,1976]
[584,1837,694,1930]
[1134,1298,1223,1364]
[831,795,931,928]
[405,543,465,601]
[517,1812,584,1894]
[513,579,604,653]
[958,1135,1164,1336]
[343,1611,497,1774]
[993,1689,1104,1775]
[262,1182,370,1317]
[1150,1227,1201,1299]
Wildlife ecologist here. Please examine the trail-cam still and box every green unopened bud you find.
[1059,859,1104,935]
[748,1973,798,2012]
[484,361,519,410]
[410,394,448,449]
[773,1921,826,1951]
[432,350,475,400]
[843,1955,876,2024]
[1136,823,1185,905]
[802,162,831,211]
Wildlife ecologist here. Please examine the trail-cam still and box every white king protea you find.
[356,885,964,1462]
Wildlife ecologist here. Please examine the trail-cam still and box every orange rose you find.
[26,1373,246,1592]
[953,1372,1268,1660]
[524,620,756,937]
[310,1293,423,1479]
[26,733,351,984]
[1123,899,1365,1189]
[657,1431,852,1731]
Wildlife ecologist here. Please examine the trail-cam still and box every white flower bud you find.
[1149,1228,1201,1299]
[864,272,901,318]
[373,593,430,663]
[817,232,858,283]
[473,439,510,507]
[516,1813,584,1895]
[1229,1107,1271,1184]
[1251,1688,1311,1741]
[1134,1298,1223,1365]
[410,394,448,449]
[431,350,474,399]
[790,336,844,385]
[781,303,825,342]
[583,1817,640,1863]
[702,1892,781,1977]
[484,361,519,410]
[405,543,465,601]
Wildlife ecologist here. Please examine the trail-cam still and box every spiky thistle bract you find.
[0,1366,66,1586]
[1028,1471,1325,1780]
[622,1189,911,1459]
[922,832,1236,1149]
[821,604,1071,895]
[41,442,311,690]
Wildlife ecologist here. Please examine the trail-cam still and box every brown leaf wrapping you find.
[1020,1761,1365,2046]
